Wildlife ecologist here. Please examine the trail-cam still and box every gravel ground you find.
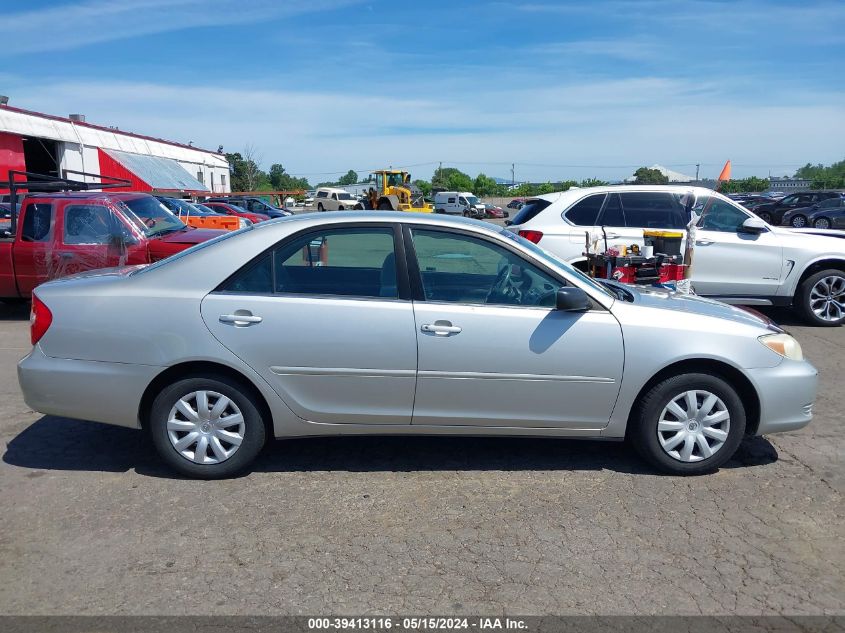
[0,298,842,616]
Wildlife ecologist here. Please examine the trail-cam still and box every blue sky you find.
[1,0,843,183]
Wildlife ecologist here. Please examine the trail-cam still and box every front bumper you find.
[18,344,162,429]
[747,359,818,435]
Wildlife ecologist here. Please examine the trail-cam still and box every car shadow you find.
[3,416,778,479]
[0,301,30,321]
[755,307,807,328]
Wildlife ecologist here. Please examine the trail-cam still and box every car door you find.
[617,191,690,249]
[201,223,418,425]
[690,194,784,297]
[406,226,624,429]
[12,200,57,296]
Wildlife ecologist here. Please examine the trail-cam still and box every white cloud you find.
[8,77,844,182]
[0,0,362,54]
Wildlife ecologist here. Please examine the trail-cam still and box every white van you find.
[434,191,486,217]
[315,187,364,211]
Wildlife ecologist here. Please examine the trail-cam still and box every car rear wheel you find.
[317,203,324,212]
[629,373,745,475]
[814,217,831,229]
[797,269,845,326]
[790,215,807,228]
[149,376,266,478]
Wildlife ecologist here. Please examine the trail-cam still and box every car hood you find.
[618,283,779,330]
[152,227,226,244]
[769,225,845,244]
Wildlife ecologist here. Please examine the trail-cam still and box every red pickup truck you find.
[0,191,224,300]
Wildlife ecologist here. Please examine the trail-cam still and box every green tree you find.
[268,164,310,191]
[432,167,473,192]
[473,173,499,197]
[536,182,556,194]
[720,177,770,193]
[413,179,432,197]
[337,170,359,186]
[796,158,845,189]
[580,178,609,188]
[633,167,669,185]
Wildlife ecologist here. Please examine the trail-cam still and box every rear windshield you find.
[511,199,552,225]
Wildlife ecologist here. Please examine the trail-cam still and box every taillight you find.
[30,294,53,346]
[518,230,544,244]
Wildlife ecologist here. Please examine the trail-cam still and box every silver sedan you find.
[18,212,817,478]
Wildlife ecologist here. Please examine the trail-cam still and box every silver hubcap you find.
[792,216,806,227]
[810,275,845,322]
[815,219,830,229]
[657,390,730,462]
[167,391,245,464]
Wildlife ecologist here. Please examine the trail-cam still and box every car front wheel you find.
[790,215,807,228]
[149,375,266,478]
[757,211,772,223]
[797,269,845,326]
[630,373,745,475]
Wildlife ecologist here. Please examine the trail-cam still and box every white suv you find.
[315,187,364,211]
[507,185,845,326]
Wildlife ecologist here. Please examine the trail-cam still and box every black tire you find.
[317,203,324,212]
[629,373,746,475]
[462,210,470,217]
[757,211,772,224]
[149,375,266,479]
[377,201,392,210]
[813,217,831,229]
[338,205,344,211]
[790,215,807,228]
[796,268,845,326]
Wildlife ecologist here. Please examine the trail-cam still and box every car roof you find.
[22,191,153,201]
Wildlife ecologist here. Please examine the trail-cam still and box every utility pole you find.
[511,163,515,186]
[695,163,700,182]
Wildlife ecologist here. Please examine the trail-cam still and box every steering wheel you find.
[486,263,521,304]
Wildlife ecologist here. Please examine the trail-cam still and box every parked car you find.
[781,196,845,228]
[202,201,269,224]
[506,185,845,326]
[206,197,291,219]
[507,199,525,209]
[750,191,842,225]
[314,187,365,211]
[19,211,816,478]
[729,195,775,210]
[0,192,224,300]
[484,205,509,219]
[155,196,243,231]
[433,191,486,217]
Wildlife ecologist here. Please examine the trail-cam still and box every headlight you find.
[759,333,803,361]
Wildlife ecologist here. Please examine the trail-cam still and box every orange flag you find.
[717,160,732,182]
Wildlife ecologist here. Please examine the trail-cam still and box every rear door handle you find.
[219,313,263,326]
[421,322,462,336]
[695,239,714,246]
[603,232,621,239]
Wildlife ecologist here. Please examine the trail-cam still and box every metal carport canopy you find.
[102,148,208,192]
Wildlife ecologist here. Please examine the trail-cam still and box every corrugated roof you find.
[104,148,209,191]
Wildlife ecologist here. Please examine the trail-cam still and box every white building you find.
[0,101,230,194]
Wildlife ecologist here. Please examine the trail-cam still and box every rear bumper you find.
[747,359,818,435]
[18,345,161,429]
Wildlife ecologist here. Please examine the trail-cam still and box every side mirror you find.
[555,286,590,312]
[738,217,767,234]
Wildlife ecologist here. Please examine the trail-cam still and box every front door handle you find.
[421,321,462,336]
[696,239,714,246]
[603,232,621,239]
[219,312,263,326]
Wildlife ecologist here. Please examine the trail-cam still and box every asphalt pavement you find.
[0,299,842,616]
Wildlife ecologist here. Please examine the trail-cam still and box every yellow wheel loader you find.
[369,170,433,213]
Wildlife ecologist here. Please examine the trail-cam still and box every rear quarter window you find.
[511,199,552,225]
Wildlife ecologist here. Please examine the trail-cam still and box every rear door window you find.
[564,194,606,226]
[511,199,552,225]
[619,192,686,229]
[20,202,54,242]
[597,193,624,226]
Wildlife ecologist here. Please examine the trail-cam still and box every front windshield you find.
[466,196,480,205]
[119,196,186,237]
[499,229,612,298]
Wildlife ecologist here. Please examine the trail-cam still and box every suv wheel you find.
[630,373,745,475]
[790,215,807,228]
[797,269,845,326]
[149,375,266,478]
